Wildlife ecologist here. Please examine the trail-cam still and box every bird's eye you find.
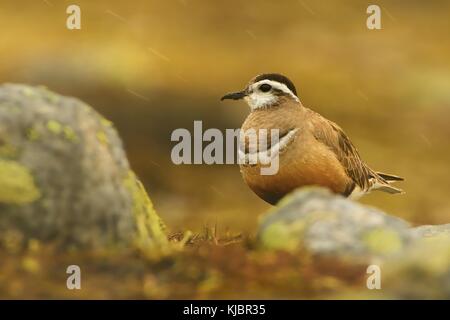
[259,84,272,92]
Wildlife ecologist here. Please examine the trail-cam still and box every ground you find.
[0,230,369,299]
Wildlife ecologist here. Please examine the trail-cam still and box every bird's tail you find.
[372,171,404,194]
[376,172,404,182]
[374,183,404,194]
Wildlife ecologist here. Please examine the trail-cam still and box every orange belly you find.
[240,140,353,204]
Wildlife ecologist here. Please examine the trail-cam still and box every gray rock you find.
[410,224,450,238]
[0,84,167,249]
[257,187,450,299]
[381,236,450,299]
[257,187,418,258]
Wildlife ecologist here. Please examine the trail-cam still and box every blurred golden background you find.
[1,0,449,235]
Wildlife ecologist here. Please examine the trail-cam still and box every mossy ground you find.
[0,229,368,299]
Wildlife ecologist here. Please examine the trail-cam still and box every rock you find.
[0,84,167,250]
[257,187,437,259]
[410,224,450,238]
[257,187,450,298]
[381,236,450,299]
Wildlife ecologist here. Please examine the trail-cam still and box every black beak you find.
[220,90,246,101]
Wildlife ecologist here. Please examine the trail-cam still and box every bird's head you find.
[221,73,299,110]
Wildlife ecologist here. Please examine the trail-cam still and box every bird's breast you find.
[239,130,352,204]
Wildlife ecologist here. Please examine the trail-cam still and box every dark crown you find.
[252,73,297,96]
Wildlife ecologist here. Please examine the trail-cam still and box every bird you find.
[220,73,404,205]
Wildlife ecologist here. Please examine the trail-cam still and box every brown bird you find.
[221,73,404,205]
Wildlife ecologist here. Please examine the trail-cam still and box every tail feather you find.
[369,171,405,195]
[374,183,404,194]
[376,172,404,182]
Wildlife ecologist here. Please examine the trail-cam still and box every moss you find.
[21,257,41,274]
[363,228,403,255]
[197,270,223,297]
[1,230,24,253]
[0,160,41,204]
[96,130,109,146]
[0,143,18,159]
[46,120,62,135]
[123,170,170,256]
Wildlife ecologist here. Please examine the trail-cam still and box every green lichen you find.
[21,87,35,97]
[46,92,59,104]
[46,120,62,135]
[43,121,79,143]
[258,203,337,252]
[27,127,40,141]
[259,220,306,251]
[62,126,79,143]
[0,159,41,204]
[96,130,109,146]
[123,170,169,256]
[100,117,113,128]
[363,228,403,255]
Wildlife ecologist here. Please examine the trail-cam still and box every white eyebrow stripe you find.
[251,79,299,102]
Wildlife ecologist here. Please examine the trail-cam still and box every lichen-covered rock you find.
[410,224,450,238]
[0,160,41,204]
[257,187,450,298]
[381,236,450,299]
[257,187,417,259]
[0,84,167,249]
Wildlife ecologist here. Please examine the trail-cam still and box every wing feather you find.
[308,110,383,191]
